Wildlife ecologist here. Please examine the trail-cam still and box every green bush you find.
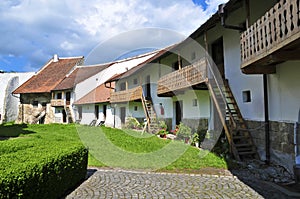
[0,143,88,199]
[176,122,192,141]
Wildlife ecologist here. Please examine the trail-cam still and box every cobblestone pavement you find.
[66,168,265,199]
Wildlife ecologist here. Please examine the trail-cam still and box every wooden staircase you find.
[141,97,159,133]
[64,105,74,123]
[32,108,46,124]
[207,79,258,161]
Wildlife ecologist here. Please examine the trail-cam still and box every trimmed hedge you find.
[0,141,88,199]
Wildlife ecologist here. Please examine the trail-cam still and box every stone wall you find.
[182,118,208,132]
[16,93,55,124]
[16,103,55,124]
[247,120,295,172]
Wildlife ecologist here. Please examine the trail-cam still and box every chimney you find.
[53,54,59,62]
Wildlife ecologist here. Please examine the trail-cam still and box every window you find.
[172,60,181,71]
[133,78,138,85]
[32,101,38,107]
[78,106,82,119]
[95,105,99,119]
[192,99,198,107]
[57,92,62,99]
[242,90,251,103]
[120,82,126,91]
[134,106,138,111]
[191,52,196,60]
[41,102,47,107]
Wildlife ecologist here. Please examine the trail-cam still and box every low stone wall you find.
[182,118,208,132]
[16,103,55,124]
[247,120,295,172]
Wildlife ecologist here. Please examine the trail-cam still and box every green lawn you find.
[0,123,228,172]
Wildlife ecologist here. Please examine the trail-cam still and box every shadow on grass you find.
[0,123,36,140]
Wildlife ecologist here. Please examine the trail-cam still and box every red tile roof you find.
[52,64,110,91]
[13,56,84,94]
[73,82,114,105]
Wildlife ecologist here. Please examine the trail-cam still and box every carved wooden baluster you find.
[284,0,292,37]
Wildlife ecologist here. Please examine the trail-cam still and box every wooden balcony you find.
[51,99,65,107]
[241,0,300,74]
[157,58,207,96]
[110,86,143,103]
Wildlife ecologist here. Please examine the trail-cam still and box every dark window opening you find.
[120,82,126,91]
[133,78,138,85]
[191,52,196,60]
[192,99,198,107]
[172,60,182,71]
[57,93,62,99]
[32,101,38,107]
[78,106,82,119]
[243,90,251,103]
[95,105,99,119]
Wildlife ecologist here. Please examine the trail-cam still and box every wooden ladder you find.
[223,80,258,160]
[207,79,258,161]
[141,96,159,133]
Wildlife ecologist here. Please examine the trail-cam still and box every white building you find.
[73,51,161,126]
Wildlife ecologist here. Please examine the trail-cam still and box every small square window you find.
[32,101,38,107]
[133,78,138,85]
[242,90,251,103]
[192,99,198,107]
[134,106,138,111]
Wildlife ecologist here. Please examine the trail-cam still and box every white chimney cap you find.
[53,54,59,62]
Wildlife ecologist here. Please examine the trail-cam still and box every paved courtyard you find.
[66,168,266,199]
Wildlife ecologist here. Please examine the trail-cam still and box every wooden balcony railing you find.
[241,0,300,73]
[157,58,207,96]
[110,86,143,103]
[51,99,65,107]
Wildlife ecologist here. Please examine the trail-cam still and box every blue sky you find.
[0,0,228,72]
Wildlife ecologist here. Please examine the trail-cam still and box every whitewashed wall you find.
[80,104,96,125]
[268,61,300,122]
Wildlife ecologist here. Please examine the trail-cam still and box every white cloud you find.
[0,0,228,71]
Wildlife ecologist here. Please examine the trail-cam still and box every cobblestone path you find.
[66,169,263,199]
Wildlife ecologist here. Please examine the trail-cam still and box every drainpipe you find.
[295,108,300,164]
[294,108,300,183]
[263,74,270,164]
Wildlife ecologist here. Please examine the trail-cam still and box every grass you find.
[0,123,228,172]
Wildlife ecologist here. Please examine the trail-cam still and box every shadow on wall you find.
[0,123,36,139]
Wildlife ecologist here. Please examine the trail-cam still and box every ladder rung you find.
[235,143,252,147]
[237,147,254,152]
[238,151,256,156]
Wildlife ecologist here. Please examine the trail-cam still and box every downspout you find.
[263,74,270,164]
[294,108,300,183]
[295,108,300,164]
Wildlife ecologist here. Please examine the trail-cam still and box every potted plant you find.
[176,122,191,143]
[156,129,167,138]
[191,133,200,148]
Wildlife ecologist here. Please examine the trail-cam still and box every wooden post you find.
[178,51,182,70]
[204,31,209,78]
[245,0,250,29]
